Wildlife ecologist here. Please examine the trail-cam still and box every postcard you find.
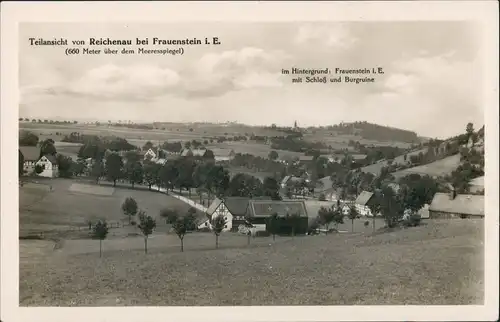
[1,1,498,322]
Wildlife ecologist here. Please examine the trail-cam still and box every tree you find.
[105,153,124,187]
[138,210,156,254]
[265,213,280,241]
[332,207,345,229]
[368,192,382,232]
[143,163,160,190]
[347,205,360,232]
[160,208,177,225]
[91,161,105,184]
[380,186,403,228]
[125,161,143,188]
[143,141,154,151]
[211,215,227,249]
[19,131,39,146]
[56,154,74,178]
[262,177,281,200]
[39,139,57,156]
[92,220,109,258]
[268,150,279,161]
[318,206,335,234]
[466,122,474,138]
[34,164,44,174]
[166,211,194,252]
[286,212,302,238]
[121,197,138,224]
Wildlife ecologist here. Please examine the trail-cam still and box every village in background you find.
[18,118,485,306]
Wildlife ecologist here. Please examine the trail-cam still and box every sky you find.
[19,22,484,138]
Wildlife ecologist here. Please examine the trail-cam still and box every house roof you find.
[303,200,337,219]
[247,200,308,218]
[211,148,234,157]
[429,193,484,216]
[298,155,315,161]
[469,176,484,187]
[41,154,58,164]
[351,154,367,160]
[19,146,40,161]
[154,158,167,165]
[206,197,223,215]
[192,149,207,157]
[355,191,374,206]
[387,183,401,193]
[224,197,251,216]
[281,175,291,185]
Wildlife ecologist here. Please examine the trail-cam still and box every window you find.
[224,216,227,220]
[224,225,227,228]
[205,222,208,226]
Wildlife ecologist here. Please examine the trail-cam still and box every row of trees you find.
[19,118,78,124]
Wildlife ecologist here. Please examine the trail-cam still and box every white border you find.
[1,1,498,322]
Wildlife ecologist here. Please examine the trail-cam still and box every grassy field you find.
[304,132,413,149]
[19,219,484,306]
[361,148,429,175]
[391,154,461,179]
[19,178,203,238]
[207,141,304,159]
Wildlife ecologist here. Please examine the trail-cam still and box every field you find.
[391,154,462,179]
[19,219,484,306]
[19,178,203,238]
[360,147,429,176]
[304,131,413,149]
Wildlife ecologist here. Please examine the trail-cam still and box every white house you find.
[354,191,375,217]
[144,148,157,160]
[211,148,236,162]
[198,197,253,232]
[35,154,59,178]
[19,146,41,174]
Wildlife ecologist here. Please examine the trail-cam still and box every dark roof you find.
[19,146,40,161]
[247,200,308,218]
[41,154,57,164]
[429,193,484,216]
[224,197,250,216]
[355,191,374,206]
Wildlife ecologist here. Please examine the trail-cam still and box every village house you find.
[211,148,236,162]
[469,176,484,194]
[354,191,377,217]
[181,148,207,158]
[200,196,271,232]
[280,175,303,188]
[351,154,368,162]
[327,154,345,164]
[297,155,315,165]
[143,148,157,160]
[35,154,59,178]
[19,146,41,174]
[429,191,484,219]
[247,199,309,234]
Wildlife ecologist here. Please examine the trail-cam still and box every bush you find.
[255,230,270,237]
[364,221,370,227]
[318,193,326,201]
[403,214,421,227]
[130,220,137,226]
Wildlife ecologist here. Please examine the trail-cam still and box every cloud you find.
[294,23,357,49]
[20,47,289,102]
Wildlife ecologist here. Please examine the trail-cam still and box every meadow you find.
[19,219,484,306]
[391,154,461,179]
[19,178,203,239]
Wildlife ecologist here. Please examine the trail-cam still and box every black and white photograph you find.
[1,2,498,322]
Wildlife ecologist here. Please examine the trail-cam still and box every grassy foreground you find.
[19,220,483,306]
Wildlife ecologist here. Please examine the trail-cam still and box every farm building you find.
[35,154,59,178]
[19,146,41,174]
[429,192,484,219]
[469,176,484,194]
[351,154,367,161]
[211,148,236,162]
[280,175,303,188]
[143,148,157,160]
[354,191,377,217]
[297,155,315,164]
[200,196,271,232]
[247,200,309,235]
[181,148,207,157]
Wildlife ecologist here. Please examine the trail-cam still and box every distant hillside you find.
[325,121,420,144]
